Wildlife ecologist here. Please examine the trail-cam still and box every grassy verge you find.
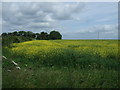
[2,66,118,88]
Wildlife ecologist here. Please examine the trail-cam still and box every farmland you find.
[2,40,119,88]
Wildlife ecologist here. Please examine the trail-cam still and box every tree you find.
[8,32,13,36]
[41,32,49,40]
[26,31,34,38]
[12,31,18,36]
[31,33,36,38]
[38,32,49,40]
[49,31,62,40]
[2,30,62,40]
[18,31,26,36]
[36,33,40,40]
[2,33,7,36]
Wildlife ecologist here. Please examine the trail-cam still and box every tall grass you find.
[2,40,119,88]
[7,40,118,69]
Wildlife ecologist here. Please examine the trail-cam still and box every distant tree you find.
[8,33,13,36]
[26,31,34,38]
[46,34,50,40]
[49,31,62,40]
[40,32,48,40]
[36,33,40,40]
[2,33,7,36]
[12,31,18,36]
[18,31,26,36]
[17,31,35,38]
[22,31,27,37]
[2,30,62,41]
[39,32,49,40]
[32,33,36,38]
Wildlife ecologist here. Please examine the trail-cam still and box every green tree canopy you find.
[49,31,62,40]
[2,30,62,40]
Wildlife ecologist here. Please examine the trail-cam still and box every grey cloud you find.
[27,22,52,29]
[51,2,85,20]
[2,2,84,33]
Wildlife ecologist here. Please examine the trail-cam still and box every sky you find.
[1,2,118,39]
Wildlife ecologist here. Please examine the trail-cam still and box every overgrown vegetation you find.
[2,36,33,47]
[2,30,62,41]
[2,40,119,88]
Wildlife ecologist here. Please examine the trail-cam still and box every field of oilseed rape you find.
[2,40,119,88]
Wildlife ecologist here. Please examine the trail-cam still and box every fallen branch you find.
[2,55,21,70]
[2,56,7,60]
[12,60,18,66]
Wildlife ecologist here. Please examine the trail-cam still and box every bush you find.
[2,36,33,47]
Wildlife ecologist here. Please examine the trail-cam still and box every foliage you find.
[2,36,33,47]
[49,31,62,40]
[36,32,49,40]
[2,30,62,40]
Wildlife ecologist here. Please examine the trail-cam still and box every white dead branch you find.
[7,70,11,72]
[12,60,18,66]
[16,66,21,70]
[3,56,21,70]
[2,56,7,60]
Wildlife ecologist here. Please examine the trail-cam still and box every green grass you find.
[2,40,119,88]
[3,67,118,88]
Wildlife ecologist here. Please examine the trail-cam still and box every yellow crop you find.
[11,40,118,60]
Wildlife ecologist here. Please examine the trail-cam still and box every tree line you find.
[2,30,62,40]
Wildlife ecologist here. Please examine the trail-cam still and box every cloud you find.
[51,2,84,20]
[2,2,117,39]
[76,24,118,34]
[62,24,118,39]
[27,22,53,30]
[2,2,85,33]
